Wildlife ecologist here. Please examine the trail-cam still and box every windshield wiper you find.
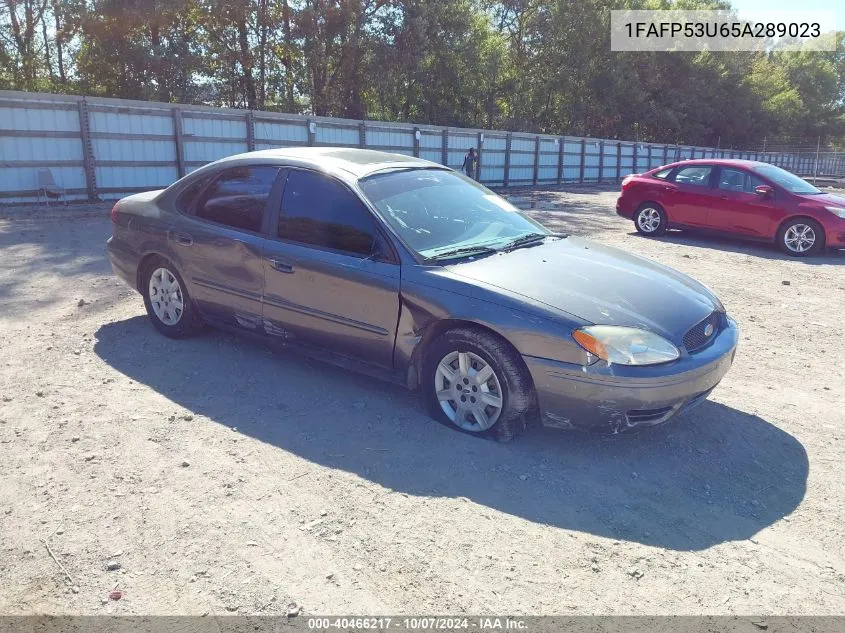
[426,244,498,261]
[500,232,550,251]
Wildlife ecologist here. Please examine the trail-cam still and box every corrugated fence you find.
[1,89,843,203]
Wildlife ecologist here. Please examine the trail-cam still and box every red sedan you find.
[616,159,845,256]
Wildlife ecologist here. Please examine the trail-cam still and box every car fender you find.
[395,277,592,389]
[132,219,184,291]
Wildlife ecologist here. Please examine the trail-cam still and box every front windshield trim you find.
[427,237,508,255]
[423,241,501,262]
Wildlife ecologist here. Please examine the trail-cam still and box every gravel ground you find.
[1,187,844,615]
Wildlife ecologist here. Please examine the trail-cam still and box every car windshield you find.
[752,164,822,194]
[358,168,549,259]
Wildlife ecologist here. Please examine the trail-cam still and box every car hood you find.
[445,236,720,341]
[802,191,845,207]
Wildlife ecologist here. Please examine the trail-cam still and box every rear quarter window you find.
[651,168,672,180]
[176,175,212,213]
[194,166,280,233]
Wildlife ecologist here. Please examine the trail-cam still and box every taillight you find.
[110,202,120,224]
[621,175,634,190]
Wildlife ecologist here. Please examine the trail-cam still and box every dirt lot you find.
[1,187,844,616]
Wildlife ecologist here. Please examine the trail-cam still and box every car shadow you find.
[94,316,808,552]
[636,229,845,265]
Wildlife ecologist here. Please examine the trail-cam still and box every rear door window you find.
[717,168,748,193]
[672,166,713,187]
[194,166,280,233]
[718,168,769,194]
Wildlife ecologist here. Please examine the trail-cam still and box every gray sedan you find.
[107,148,738,439]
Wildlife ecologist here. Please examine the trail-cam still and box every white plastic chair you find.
[37,168,66,205]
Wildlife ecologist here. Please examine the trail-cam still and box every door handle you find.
[173,232,193,246]
[268,257,294,273]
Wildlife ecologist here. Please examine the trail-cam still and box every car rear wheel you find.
[421,328,532,442]
[142,257,200,338]
[634,203,668,236]
[777,218,825,257]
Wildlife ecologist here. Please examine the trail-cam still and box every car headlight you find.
[825,206,845,219]
[573,326,680,366]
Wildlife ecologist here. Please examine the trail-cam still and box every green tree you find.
[74,0,204,103]
[0,0,842,148]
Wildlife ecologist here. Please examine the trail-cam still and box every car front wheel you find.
[421,328,533,442]
[777,218,824,257]
[634,203,668,236]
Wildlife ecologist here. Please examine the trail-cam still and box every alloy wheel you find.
[783,224,816,254]
[148,267,184,326]
[434,351,503,431]
[637,207,662,233]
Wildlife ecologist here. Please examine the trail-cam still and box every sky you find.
[730,0,844,30]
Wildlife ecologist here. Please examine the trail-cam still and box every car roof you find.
[655,158,768,171]
[206,147,441,182]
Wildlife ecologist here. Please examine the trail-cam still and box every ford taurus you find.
[107,148,738,440]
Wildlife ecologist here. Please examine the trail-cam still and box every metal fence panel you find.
[484,134,507,151]
[184,140,249,164]
[316,123,359,146]
[182,114,247,139]
[0,99,88,200]
[90,110,172,136]
[419,131,441,149]
[96,165,179,192]
[2,166,87,201]
[419,149,440,163]
[255,120,308,144]
[368,126,414,151]
[2,135,82,162]
[1,89,843,202]
[3,105,80,131]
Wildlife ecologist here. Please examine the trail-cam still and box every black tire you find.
[421,328,533,442]
[776,218,825,257]
[141,256,200,338]
[634,203,668,236]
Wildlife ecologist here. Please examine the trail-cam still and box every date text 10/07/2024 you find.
[306,618,529,630]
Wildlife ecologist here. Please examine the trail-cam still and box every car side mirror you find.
[754,184,774,197]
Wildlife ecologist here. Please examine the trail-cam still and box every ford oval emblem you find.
[704,323,714,337]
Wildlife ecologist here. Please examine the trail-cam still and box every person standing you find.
[462,147,478,180]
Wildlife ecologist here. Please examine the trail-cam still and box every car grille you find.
[681,388,715,413]
[626,406,674,425]
[683,311,722,352]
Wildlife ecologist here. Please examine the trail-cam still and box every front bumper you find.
[822,215,845,248]
[524,316,739,433]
